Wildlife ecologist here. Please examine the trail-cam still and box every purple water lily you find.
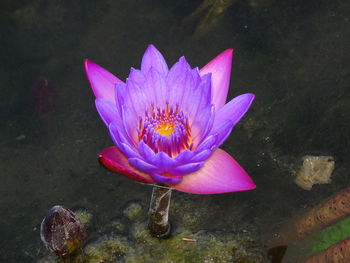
[85,45,255,194]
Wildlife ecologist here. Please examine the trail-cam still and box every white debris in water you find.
[295,155,335,190]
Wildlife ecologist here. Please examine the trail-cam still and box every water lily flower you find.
[85,45,255,194]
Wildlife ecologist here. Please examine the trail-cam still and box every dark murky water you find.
[0,0,349,262]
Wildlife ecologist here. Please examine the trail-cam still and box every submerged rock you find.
[40,205,87,257]
[295,155,335,190]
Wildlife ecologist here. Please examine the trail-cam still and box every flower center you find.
[138,103,192,157]
[156,122,175,137]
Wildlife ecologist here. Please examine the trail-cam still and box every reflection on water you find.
[0,0,349,262]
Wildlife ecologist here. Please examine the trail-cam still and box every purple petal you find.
[151,152,177,171]
[125,79,149,116]
[128,68,146,85]
[115,82,126,115]
[120,143,140,158]
[141,45,169,75]
[194,135,218,153]
[173,149,255,194]
[128,157,160,174]
[199,104,215,140]
[121,105,138,144]
[170,58,195,110]
[144,67,167,106]
[150,173,183,184]
[199,49,233,110]
[214,93,255,127]
[166,57,194,106]
[138,141,156,162]
[98,146,155,184]
[109,122,134,149]
[191,104,215,146]
[187,73,212,120]
[116,81,144,120]
[174,150,194,165]
[168,162,204,176]
[95,98,121,126]
[191,149,212,162]
[167,57,189,85]
[210,120,234,147]
[191,67,201,87]
[85,59,122,104]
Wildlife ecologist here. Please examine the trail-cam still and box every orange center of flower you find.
[155,122,175,137]
[138,103,192,157]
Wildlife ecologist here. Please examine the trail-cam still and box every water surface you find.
[0,0,349,262]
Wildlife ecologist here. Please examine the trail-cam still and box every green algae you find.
[80,217,264,263]
[123,202,143,221]
[110,219,126,232]
[38,201,264,263]
[74,209,93,228]
[127,222,263,263]
[84,236,130,262]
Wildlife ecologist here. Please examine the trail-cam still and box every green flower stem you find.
[148,184,172,238]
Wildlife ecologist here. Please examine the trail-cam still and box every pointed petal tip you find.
[234,93,256,113]
[199,49,234,110]
[98,146,155,184]
[212,92,256,134]
[146,44,156,51]
[141,44,169,75]
[84,59,102,76]
[84,59,122,103]
[246,93,256,100]
[84,58,90,64]
[222,48,234,58]
[84,59,94,78]
[173,149,255,194]
[212,48,234,65]
[248,93,256,106]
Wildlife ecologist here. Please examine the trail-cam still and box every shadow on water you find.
[0,0,349,262]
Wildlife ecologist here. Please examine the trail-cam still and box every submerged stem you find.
[148,184,172,238]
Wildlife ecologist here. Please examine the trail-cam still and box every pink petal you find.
[84,59,123,104]
[173,148,255,194]
[98,146,155,184]
[199,49,234,111]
